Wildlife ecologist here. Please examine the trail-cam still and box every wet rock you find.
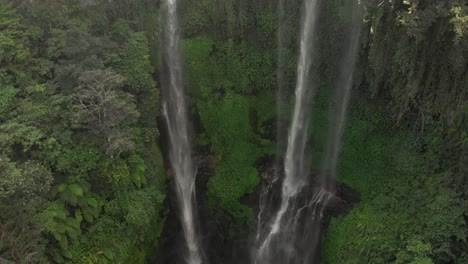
[156,154,361,263]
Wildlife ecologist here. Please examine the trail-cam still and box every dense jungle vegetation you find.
[0,0,466,263]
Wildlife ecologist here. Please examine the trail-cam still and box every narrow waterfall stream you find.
[159,1,361,263]
[319,3,363,189]
[160,0,202,263]
[254,0,321,263]
[254,1,363,263]
[1,1,463,264]
[254,0,288,249]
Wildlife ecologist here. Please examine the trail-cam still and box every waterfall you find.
[160,0,202,263]
[255,0,288,249]
[275,0,287,161]
[254,0,321,263]
[319,3,363,189]
[254,1,362,263]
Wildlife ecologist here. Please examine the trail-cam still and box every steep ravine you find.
[154,131,360,263]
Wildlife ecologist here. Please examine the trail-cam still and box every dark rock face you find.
[248,155,360,218]
[246,156,361,263]
[327,182,361,217]
[155,152,253,264]
[155,155,360,264]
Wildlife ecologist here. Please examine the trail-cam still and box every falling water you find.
[254,0,321,262]
[275,0,287,159]
[254,1,362,263]
[255,0,287,248]
[160,0,202,263]
[319,3,363,189]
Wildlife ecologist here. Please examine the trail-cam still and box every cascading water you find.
[254,1,362,263]
[255,0,288,248]
[254,0,321,263]
[160,0,202,263]
[275,0,287,158]
[319,2,363,190]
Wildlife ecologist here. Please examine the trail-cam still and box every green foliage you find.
[120,187,165,227]
[256,13,277,46]
[183,36,276,223]
[0,206,47,263]
[361,0,467,131]
[48,140,101,177]
[248,91,277,142]
[334,103,392,197]
[198,91,261,221]
[0,2,166,262]
[105,19,164,189]
[0,0,32,87]
[72,69,140,156]
[70,186,165,263]
[35,202,82,262]
[324,102,468,263]
[55,27,108,93]
[34,181,102,262]
[0,121,45,156]
[0,0,465,262]
[0,158,52,206]
[108,20,157,95]
[325,174,467,263]
[0,87,19,119]
[324,3,468,262]
[199,92,252,150]
[98,157,131,185]
[180,0,211,37]
[110,19,133,43]
[127,153,147,188]
[133,125,165,189]
[183,37,276,96]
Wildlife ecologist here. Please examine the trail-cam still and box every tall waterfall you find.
[319,2,363,190]
[254,0,288,253]
[160,0,202,263]
[254,0,321,262]
[254,1,362,263]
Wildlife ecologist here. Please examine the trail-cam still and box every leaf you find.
[52,231,62,241]
[75,210,83,222]
[102,249,114,260]
[133,174,142,188]
[55,223,66,234]
[62,249,73,259]
[67,218,81,229]
[87,197,98,208]
[68,194,78,206]
[53,251,65,263]
[65,226,79,239]
[68,183,84,196]
[34,83,46,92]
[57,183,67,193]
[82,207,95,223]
[57,234,68,248]
[46,209,58,218]
[56,209,67,221]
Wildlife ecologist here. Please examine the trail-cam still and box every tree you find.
[0,157,52,207]
[0,158,51,263]
[71,69,140,156]
[0,0,31,88]
[0,206,47,264]
[55,27,109,94]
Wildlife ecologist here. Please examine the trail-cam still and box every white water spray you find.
[255,0,321,262]
[319,4,363,187]
[160,0,202,263]
[254,1,363,263]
